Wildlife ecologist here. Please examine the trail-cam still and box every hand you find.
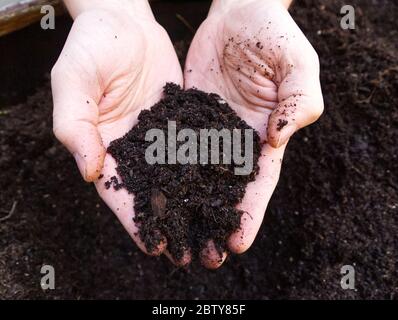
[52,0,183,258]
[185,0,324,268]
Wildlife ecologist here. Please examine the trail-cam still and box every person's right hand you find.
[51,0,185,262]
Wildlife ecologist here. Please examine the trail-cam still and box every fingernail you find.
[73,153,87,180]
[276,124,297,148]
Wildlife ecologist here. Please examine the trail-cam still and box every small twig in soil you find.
[0,201,18,222]
[356,88,376,104]
[176,13,195,34]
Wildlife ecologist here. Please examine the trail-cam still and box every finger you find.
[228,143,286,254]
[267,50,324,148]
[95,154,167,256]
[200,240,227,269]
[164,249,191,267]
[51,48,105,182]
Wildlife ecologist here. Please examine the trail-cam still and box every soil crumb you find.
[277,119,288,131]
[107,83,261,261]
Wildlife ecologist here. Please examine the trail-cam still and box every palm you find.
[185,0,310,134]
[53,8,182,254]
[53,1,322,268]
[184,0,314,264]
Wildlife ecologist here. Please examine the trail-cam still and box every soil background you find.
[0,0,397,299]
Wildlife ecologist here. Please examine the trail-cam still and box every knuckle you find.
[304,41,320,63]
[309,96,324,121]
[50,61,62,80]
[310,46,320,62]
[50,65,57,79]
[300,44,320,72]
[52,123,71,145]
[52,125,64,143]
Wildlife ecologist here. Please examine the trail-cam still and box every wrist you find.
[63,0,153,19]
[209,0,292,15]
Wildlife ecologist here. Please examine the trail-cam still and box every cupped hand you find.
[51,1,183,259]
[185,0,324,268]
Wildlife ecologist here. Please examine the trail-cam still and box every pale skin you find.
[52,0,323,269]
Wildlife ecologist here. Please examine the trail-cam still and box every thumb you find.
[267,54,324,148]
[51,62,105,182]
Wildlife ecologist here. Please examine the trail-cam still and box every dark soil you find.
[0,0,397,299]
[107,83,261,260]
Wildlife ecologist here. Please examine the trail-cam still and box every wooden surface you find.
[0,0,64,37]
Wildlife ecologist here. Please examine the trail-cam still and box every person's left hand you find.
[184,0,324,268]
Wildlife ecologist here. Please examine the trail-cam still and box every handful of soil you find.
[107,83,261,261]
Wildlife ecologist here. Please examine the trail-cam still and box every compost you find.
[107,83,261,261]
